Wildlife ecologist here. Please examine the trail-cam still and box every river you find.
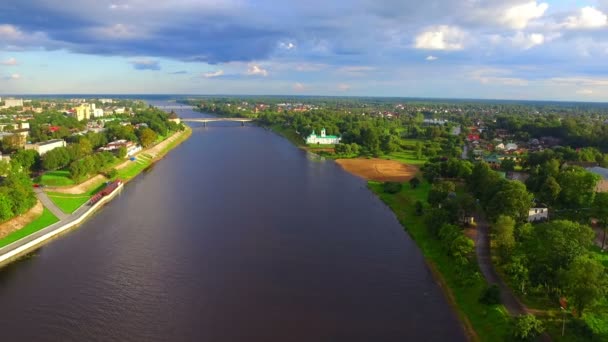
[0,100,465,341]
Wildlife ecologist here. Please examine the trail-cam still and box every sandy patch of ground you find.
[0,200,44,240]
[45,174,108,195]
[335,158,419,182]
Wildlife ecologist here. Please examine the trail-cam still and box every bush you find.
[512,314,544,341]
[383,181,402,194]
[415,200,424,216]
[106,168,118,179]
[479,284,501,305]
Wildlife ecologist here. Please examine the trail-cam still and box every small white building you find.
[528,207,549,222]
[495,143,505,151]
[505,143,518,151]
[25,139,67,156]
[306,128,341,145]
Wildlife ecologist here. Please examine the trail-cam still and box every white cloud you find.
[414,25,466,51]
[0,25,23,40]
[8,73,21,80]
[563,7,607,29]
[109,3,130,10]
[511,32,545,49]
[295,63,328,72]
[279,42,296,50]
[293,82,306,91]
[337,83,351,91]
[202,69,224,78]
[470,68,528,86]
[549,77,608,87]
[0,57,18,65]
[501,1,548,29]
[426,55,438,61]
[246,64,268,76]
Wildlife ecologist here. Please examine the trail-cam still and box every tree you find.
[439,224,474,265]
[504,255,530,294]
[415,141,423,160]
[494,215,516,261]
[11,149,40,173]
[383,181,402,194]
[557,166,601,208]
[0,192,14,222]
[428,180,456,207]
[560,255,608,316]
[592,192,608,250]
[523,220,594,285]
[117,146,128,159]
[424,208,451,237]
[538,176,561,205]
[138,127,157,148]
[479,285,501,305]
[501,158,516,172]
[512,314,544,341]
[486,180,533,222]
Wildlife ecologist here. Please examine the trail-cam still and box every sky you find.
[0,0,608,101]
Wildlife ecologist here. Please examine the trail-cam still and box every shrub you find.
[512,314,544,341]
[106,168,118,179]
[383,181,402,194]
[415,200,424,216]
[479,284,501,305]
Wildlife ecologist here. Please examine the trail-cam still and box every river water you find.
[0,101,465,341]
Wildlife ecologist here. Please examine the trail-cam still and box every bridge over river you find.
[182,117,254,126]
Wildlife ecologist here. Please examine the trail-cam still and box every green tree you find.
[557,166,601,208]
[11,149,40,173]
[538,176,561,205]
[0,192,14,222]
[560,255,607,316]
[409,176,421,189]
[138,127,158,148]
[592,192,608,250]
[501,158,516,172]
[494,215,516,261]
[415,141,423,160]
[512,314,544,341]
[117,146,128,159]
[523,220,594,285]
[486,180,533,222]
[504,255,529,294]
[428,180,456,207]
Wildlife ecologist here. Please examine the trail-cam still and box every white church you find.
[306,128,342,145]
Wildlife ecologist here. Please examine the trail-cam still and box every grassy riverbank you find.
[368,181,510,341]
[0,209,59,248]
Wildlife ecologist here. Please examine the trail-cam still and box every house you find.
[306,128,341,145]
[505,143,518,151]
[99,139,141,157]
[93,108,104,117]
[495,143,505,151]
[483,154,502,169]
[25,139,67,156]
[528,207,549,222]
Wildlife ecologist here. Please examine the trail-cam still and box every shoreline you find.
[0,127,192,268]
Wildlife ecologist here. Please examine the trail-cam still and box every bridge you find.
[181,117,254,127]
[156,105,195,110]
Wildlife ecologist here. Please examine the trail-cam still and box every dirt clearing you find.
[336,158,419,182]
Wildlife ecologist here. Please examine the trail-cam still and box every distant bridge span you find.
[181,117,254,126]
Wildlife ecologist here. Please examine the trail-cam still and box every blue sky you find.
[1,0,608,101]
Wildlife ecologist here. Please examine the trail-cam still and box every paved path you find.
[474,212,526,315]
[34,188,68,220]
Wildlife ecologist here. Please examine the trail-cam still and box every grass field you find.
[0,208,59,248]
[36,170,75,186]
[368,181,510,341]
[381,151,427,166]
[46,192,91,214]
[270,124,305,147]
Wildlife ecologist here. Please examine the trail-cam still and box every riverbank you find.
[0,127,192,268]
[368,181,511,341]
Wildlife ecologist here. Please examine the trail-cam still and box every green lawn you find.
[368,180,510,341]
[36,170,75,186]
[381,151,427,166]
[0,208,59,248]
[307,144,336,149]
[269,124,305,147]
[46,192,91,214]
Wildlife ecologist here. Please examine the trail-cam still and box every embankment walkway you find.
[0,184,123,267]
